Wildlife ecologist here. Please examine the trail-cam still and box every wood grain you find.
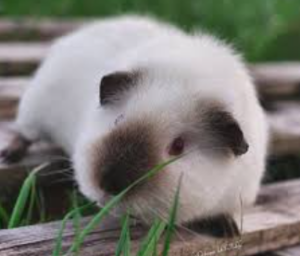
[0,19,85,41]
[272,246,300,256]
[0,77,27,119]
[251,63,300,100]
[268,102,300,156]
[0,43,48,76]
[0,179,300,256]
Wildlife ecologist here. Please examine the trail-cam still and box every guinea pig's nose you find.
[97,122,159,195]
[100,164,139,195]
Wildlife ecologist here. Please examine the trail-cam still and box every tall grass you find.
[8,163,48,228]
[0,164,88,229]
[0,157,182,256]
[61,157,179,255]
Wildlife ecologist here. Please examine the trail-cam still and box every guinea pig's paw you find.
[0,135,31,163]
[0,146,25,163]
[185,214,240,238]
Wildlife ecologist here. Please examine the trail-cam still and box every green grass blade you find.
[137,220,166,256]
[137,220,161,255]
[8,163,49,229]
[0,201,9,227]
[52,203,94,256]
[151,232,158,256]
[161,174,182,256]
[66,157,179,255]
[65,191,128,254]
[72,208,82,256]
[115,213,131,256]
[25,174,37,225]
[124,227,131,256]
[36,188,47,223]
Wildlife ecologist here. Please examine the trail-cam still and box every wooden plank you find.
[268,102,300,156]
[0,216,145,256]
[272,246,300,256]
[0,19,85,41]
[0,43,48,76]
[0,77,27,119]
[251,63,300,100]
[0,179,300,255]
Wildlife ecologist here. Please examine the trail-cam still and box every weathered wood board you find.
[0,78,27,119]
[251,63,300,100]
[0,43,48,76]
[0,19,85,41]
[272,246,300,256]
[0,179,300,256]
[267,102,300,156]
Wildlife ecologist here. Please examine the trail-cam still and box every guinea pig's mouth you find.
[96,180,147,206]
[95,182,139,208]
[94,177,157,214]
[96,193,112,208]
[95,190,137,219]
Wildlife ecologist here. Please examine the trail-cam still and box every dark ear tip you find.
[234,140,249,156]
[100,71,139,106]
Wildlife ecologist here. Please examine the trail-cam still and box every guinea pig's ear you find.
[204,107,249,156]
[99,71,139,106]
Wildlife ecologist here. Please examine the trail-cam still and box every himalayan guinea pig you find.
[0,16,268,229]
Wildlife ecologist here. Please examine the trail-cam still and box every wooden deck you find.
[0,19,300,256]
[0,179,300,255]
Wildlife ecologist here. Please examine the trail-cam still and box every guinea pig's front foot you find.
[185,214,240,238]
[0,134,31,163]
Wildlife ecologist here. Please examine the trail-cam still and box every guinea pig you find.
[0,16,268,228]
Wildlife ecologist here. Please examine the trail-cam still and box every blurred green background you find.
[1,0,300,62]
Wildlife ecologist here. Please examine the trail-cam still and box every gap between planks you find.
[0,178,300,255]
[0,19,86,41]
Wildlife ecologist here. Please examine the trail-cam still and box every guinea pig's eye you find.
[168,137,185,156]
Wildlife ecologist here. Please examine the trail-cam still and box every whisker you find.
[46,155,72,163]
[47,176,76,184]
[37,168,74,177]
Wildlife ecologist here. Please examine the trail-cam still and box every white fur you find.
[15,16,268,224]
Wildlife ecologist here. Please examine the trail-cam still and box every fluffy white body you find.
[15,16,268,224]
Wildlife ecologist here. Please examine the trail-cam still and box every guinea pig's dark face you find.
[91,121,161,196]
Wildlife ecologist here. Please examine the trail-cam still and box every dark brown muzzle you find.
[97,122,159,195]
